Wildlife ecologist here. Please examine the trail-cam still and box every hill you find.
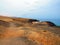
[0,16,60,45]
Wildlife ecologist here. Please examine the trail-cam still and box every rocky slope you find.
[0,16,60,45]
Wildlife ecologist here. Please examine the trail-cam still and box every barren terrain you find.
[0,16,60,45]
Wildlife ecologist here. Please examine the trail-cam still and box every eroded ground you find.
[0,16,60,45]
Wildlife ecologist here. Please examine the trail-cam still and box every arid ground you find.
[0,16,60,45]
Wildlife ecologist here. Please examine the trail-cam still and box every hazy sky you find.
[0,0,60,25]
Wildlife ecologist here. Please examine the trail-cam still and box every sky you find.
[0,0,60,26]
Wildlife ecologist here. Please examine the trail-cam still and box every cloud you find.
[0,0,60,18]
[0,0,51,16]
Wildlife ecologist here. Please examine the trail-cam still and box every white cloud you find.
[0,0,53,17]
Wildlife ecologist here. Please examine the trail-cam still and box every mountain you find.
[0,16,60,45]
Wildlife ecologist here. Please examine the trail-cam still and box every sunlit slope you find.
[0,16,60,45]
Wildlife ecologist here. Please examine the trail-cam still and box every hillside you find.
[0,16,60,45]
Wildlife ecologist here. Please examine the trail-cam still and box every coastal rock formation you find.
[32,21,56,26]
[12,17,39,23]
[0,16,60,45]
[39,21,56,26]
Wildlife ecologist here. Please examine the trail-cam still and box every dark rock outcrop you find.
[40,21,56,26]
[32,21,56,26]
[28,19,39,23]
